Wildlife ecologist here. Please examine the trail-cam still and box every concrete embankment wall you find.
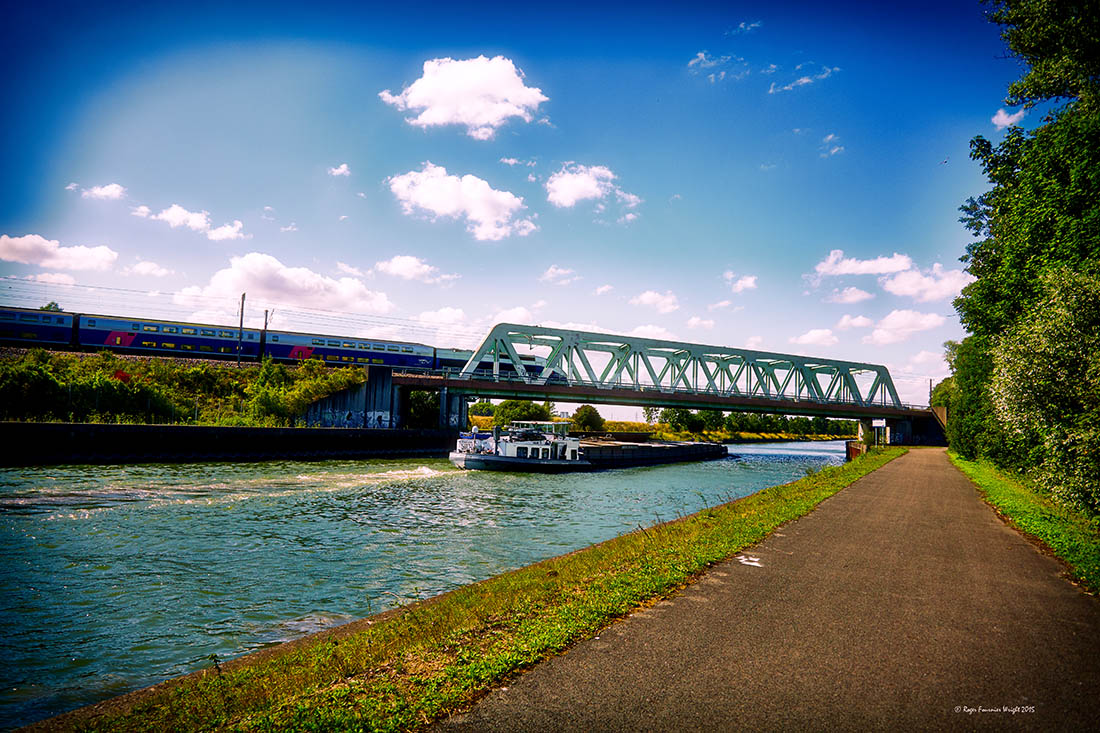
[0,422,457,466]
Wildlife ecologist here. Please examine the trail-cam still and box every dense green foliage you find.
[940,0,1100,514]
[570,404,605,431]
[655,407,855,437]
[491,399,551,426]
[0,350,365,426]
[469,400,495,416]
[404,390,441,430]
[67,448,904,731]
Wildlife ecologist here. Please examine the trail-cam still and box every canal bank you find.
[13,444,899,731]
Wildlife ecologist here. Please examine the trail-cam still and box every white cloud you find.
[723,271,758,293]
[124,260,173,277]
[280,222,298,232]
[374,254,458,284]
[820,133,845,157]
[630,290,679,314]
[688,50,731,70]
[790,328,838,346]
[631,324,676,340]
[336,262,364,277]
[880,264,974,302]
[595,284,614,296]
[768,64,839,94]
[338,215,349,222]
[131,205,151,218]
[65,182,79,191]
[206,220,248,241]
[835,314,873,330]
[707,299,732,311]
[813,249,913,278]
[379,55,548,140]
[419,306,466,325]
[387,162,536,241]
[727,20,762,35]
[175,252,394,315]
[152,204,210,232]
[992,108,1026,129]
[0,233,117,271]
[494,305,535,323]
[26,272,76,285]
[744,335,764,349]
[357,192,367,198]
[687,316,714,330]
[825,286,874,303]
[261,206,276,220]
[81,183,126,200]
[540,264,579,285]
[863,309,945,345]
[328,163,351,177]
[545,163,616,207]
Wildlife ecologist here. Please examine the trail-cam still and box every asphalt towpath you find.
[435,448,1100,731]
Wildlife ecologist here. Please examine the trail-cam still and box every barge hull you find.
[448,452,594,473]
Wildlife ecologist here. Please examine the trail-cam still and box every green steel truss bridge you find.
[396,323,926,422]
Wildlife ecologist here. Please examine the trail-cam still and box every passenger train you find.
[0,305,546,377]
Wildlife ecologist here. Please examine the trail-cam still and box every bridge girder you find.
[457,323,903,410]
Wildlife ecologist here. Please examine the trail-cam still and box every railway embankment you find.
[0,422,456,466]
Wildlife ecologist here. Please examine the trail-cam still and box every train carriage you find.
[0,307,75,346]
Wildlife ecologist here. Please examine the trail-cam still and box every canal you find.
[0,440,845,728]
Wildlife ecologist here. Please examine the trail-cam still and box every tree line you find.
[933,0,1099,514]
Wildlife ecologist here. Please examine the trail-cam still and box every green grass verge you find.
[51,448,906,733]
[948,451,1100,594]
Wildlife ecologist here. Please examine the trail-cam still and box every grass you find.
[46,448,906,733]
[948,451,1100,594]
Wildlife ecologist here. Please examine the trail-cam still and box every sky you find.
[0,0,1037,413]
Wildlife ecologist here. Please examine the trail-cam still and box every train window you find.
[132,324,140,330]
[327,340,340,347]
[87,319,96,326]
[161,342,176,349]
[19,314,37,321]
[162,326,178,334]
[387,345,399,352]
[20,331,38,338]
[246,333,254,340]
[201,329,215,337]
[358,343,367,349]
[181,327,196,335]
[341,356,353,362]
[218,347,232,353]
[143,325,158,332]
[312,339,324,345]
[219,331,234,338]
[181,344,194,350]
[357,357,368,363]
[56,317,65,323]
[141,341,156,347]
[271,336,279,342]
[373,344,386,350]
[401,347,413,353]
[113,336,122,345]
[372,358,384,364]
[199,345,213,352]
[326,355,340,361]
[0,314,13,321]
[342,341,354,348]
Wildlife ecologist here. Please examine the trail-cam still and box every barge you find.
[449,421,728,473]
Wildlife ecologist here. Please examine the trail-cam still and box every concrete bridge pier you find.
[858,419,875,446]
[362,366,399,429]
[438,386,468,429]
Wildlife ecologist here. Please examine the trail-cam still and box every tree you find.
[492,399,551,427]
[571,404,605,431]
[39,301,62,311]
[698,409,725,431]
[642,406,659,424]
[469,400,495,416]
[405,390,440,429]
[659,408,690,431]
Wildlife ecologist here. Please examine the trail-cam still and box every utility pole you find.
[237,292,246,367]
[928,378,933,405]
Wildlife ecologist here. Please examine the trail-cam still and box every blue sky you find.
[1,0,1033,408]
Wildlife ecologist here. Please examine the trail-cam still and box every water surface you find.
[0,440,844,728]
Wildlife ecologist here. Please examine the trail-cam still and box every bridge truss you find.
[457,323,902,409]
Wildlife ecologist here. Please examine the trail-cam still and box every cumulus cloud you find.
[992,108,1026,129]
[723,271,758,293]
[419,306,466,325]
[790,328,838,346]
[744,335,764,349]
[768,63,839,94]
[540,264,579,285]
[825,286,874,303]
[26,272,77,285]
[387,162,536,241]
[836,314,873,330]
[630,324,676,340]
[131,205,151,218]
[708,299,732,311]
[813,249,913,278]
[125,260,173,277]
[1,233,117,271]
[374,254,458,284]
[544,163,641,221]
[820,133,845,157]
[81,183,126,200]
[629,290,679,314]
[863,309,945,345]
[206,220,247,241]
[336,262,364,277]
[328,163,351,177]
[494,305,535,323]
[880,264,974,302]
[688,50,731,69]
[175,252,394,315]
[595,284,614,296]
[152,204,211,232]
[280,222,298,232]
[379,55,548,140]
[65,182,79,191]
[686,316,714,329]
